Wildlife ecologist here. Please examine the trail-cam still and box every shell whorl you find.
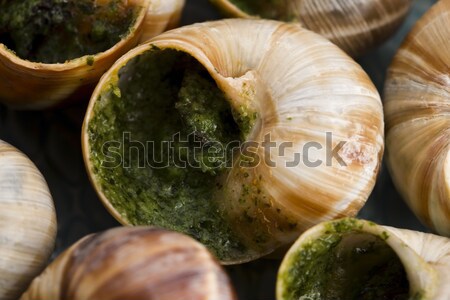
[140,0,186,42]
[384,0,450,236]
[20,227,236,300]
[291,0,412,56]
[0,140,57,300]
[211,0,412,56]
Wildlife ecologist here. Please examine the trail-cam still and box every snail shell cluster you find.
[0,140,57,300]
[20,227,236,300]
[384,0,450,236]
[210,0,412,57]
[277,218,450,300]
[0,0,185,109]
[82,19,384,263]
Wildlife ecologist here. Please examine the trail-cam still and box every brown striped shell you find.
[0,0,185,109]
[277,218,450,300]
[384,0,450,236]
[82,19,384,263]
[0,140,57,300]
[20,227,236,300]
[210,0,412,57]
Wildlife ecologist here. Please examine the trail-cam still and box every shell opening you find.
[0,0,140,63]
[278,222,413,300]
[87,47,259,262]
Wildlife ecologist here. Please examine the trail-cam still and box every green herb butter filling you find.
[0,0,138,63]
[88,48,257,261]
[280,220,413,300]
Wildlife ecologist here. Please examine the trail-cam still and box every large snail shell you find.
[0,0,185,109]
[211,0,412,57]
[20,227,236,300]
[277,218,450,300]
[0,140,57,300]
[384,0,450,236]
[82,19,384,263]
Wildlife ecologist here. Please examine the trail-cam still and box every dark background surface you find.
[0,0,437,299]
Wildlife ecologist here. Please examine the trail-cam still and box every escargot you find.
[0,140,57,300]
[277,218,450,300]
[384,0,450,236]
[82,19,384,263]
[0,0,185,109]
[20,227,236,300]
[210,0,412,57]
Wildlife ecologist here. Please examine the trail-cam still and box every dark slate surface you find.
[0,0,437,299]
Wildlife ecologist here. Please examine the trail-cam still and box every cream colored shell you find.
[211,0,412,57]
[0,140,57,300]
[20,227,236,300]
[140,0,186,42]
[0,0,185,109]
[277,218,450,299]
[82,19,384,263]
[384,0,450,236]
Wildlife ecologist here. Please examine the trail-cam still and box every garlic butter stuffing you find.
[0,0,137,63]
[87,49,258,262]
[83,19,384,264]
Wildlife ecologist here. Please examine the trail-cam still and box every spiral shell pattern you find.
[21,227,236,300]
[0,140,57,300]
[211,0,412,56]
[384,0,450,236]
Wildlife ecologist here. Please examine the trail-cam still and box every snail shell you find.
[384,0,450,236]
[0,140,57,300]
[0,0,185,109]
[277,218,450,300]
[82,19,384,263]
[140,0,186,42]
[20,227,236,300]
[211,0,412,57]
